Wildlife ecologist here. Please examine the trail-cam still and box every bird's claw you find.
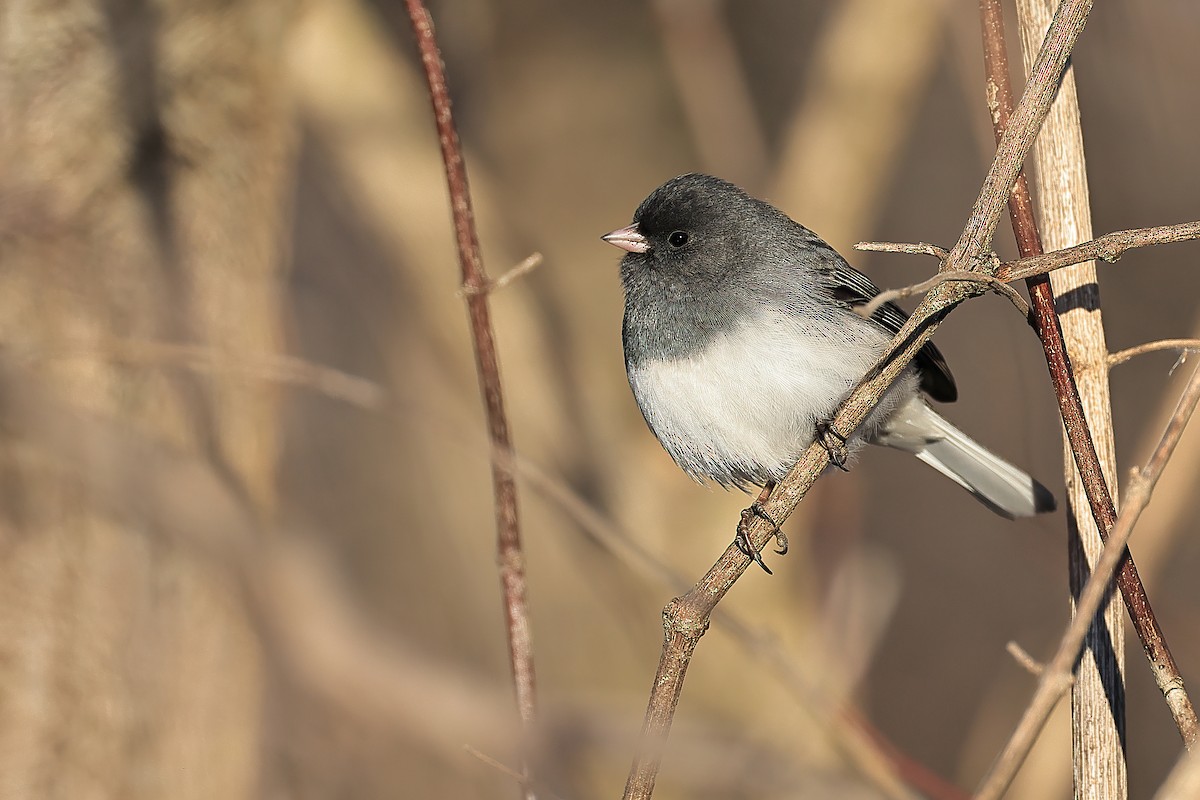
[736,502,788,575]
[816,421,850,471]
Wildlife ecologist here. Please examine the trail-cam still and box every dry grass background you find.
[1,0,1198,798]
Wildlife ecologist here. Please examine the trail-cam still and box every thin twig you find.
[857,220,1200,285]
[855,240,948,259]
[976,362,1200,800]
[463,745,568,800]
[458,252,544,297]
[404,4,539,798]
[622,3,1095,797]
[24,338,385,410]
[856,269,1030,319]
[1006,641,1050,678]
[1108,339,1200,369]
[998,221,1200,283]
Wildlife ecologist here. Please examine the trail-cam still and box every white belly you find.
[627,307,911,486]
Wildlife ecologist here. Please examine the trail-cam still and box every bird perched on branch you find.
[602,173,1054,549]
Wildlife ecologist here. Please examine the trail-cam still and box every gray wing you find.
[826,263,958,403]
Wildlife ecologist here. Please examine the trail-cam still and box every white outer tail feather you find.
[874,396,1055,519]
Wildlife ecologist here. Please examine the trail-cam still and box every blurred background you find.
[2,0,1198,798]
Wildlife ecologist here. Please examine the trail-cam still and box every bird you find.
[601,173,1055,531]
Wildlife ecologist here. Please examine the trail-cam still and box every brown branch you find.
[980,4,1126,793]
[859,219,1200,284]
[976,361,1200,800]
[404,4,539,798]
[509,452,963,800]
[623,3,1095,797]
[855,240,949,260]
[1006,641,1050,678]
[1109,339,1200,369]
[990,0,1199,754]
[856,269,1030,319]
[458,252,544,297]
[998,221,1200,282]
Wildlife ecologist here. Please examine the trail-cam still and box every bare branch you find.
[976,362,1200,800]
[1108,339,1200,369]
[981,2,1127,792]
[998,221,1200,283]
[856,270,1030,319]
[509,452,960,800]
[857,220,1200,284]
[404,3,539,797]
[855,240,948,260]
[464,746,567,800]
[458,252,544,297]
[1006,641,1050,678]
[991,0,1199,764]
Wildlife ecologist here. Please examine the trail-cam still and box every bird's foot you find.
[815,421,850,471]
[736,484,788,575]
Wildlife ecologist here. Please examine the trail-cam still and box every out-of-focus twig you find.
[464,745,568,800]
[622,3,1095,797]
[651,0,768,188]
[976,361,1200,800]
[772,0,952,246]
[24,338,385,409]
[458,252,544,297]
[1006,641,1049,678]
[403,3,539,797]
[1156,745,1200,800]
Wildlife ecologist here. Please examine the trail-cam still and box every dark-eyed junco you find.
[602,173,1055,520]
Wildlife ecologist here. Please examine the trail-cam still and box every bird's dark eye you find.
[668,231,689,248]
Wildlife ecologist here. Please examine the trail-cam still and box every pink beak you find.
[601,224,649,254]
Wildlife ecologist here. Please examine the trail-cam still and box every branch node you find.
[1006,641,1051,678]
[458,252,544,297]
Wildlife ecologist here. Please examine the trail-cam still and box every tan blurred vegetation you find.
[0,0,1198,798]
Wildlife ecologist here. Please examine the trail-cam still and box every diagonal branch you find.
[622,2,1096,797]
[404,4,539,798]
[975,362,1200,800]
[997,0,1197,751]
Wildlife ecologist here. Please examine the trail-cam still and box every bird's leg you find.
[815,421,850,471]
[736,481,788,575]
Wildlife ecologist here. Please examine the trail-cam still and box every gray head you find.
[602,173,792,286]
[602,174,813,364]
